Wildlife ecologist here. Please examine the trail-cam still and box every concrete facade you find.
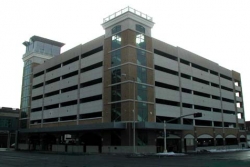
[18,7,246,153]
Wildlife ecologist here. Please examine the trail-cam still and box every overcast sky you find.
[0,0,249,120]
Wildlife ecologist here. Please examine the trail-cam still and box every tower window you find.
[136,33,145,49]
[112,25,121,34]
[112,34,122,50]
[136,24,145,34]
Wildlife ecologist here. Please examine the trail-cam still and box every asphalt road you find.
[0,150,250,167]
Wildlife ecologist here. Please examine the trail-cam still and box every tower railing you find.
[103,6,153,23]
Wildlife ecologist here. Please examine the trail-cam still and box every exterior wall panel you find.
[43,108,59,119]
[181,93,193,104]
[60,90,78,103]
[223,114,236,123]
[44,81,60,93]
[156,104,180,117]
[60,76,78,89]
[220,78,233,89]
[222,102,235,111]
[155,71,179,86]
[221,90,234,100]
[59,105,77,117]
[33,74,44,86]
[30,111,42,120]
[210,99,221,109]
[61,61,79,76]
[80,83,102,99]
[79,100,102,114]
[155,87,180,102]
[80,67,102,83]
[31,99,43,109]
[193,95,211,108]
[154,54,178,72]
[180,64,192,76]
[44,95,60,106]
[81,51,103,68]
[192,68,210,81]
[32,87,44,97]
[45,68,61,81]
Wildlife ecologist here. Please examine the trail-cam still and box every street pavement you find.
[0,150,250,167]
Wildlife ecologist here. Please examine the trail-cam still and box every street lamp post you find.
[122,73,136,154]
[162,112,202,153]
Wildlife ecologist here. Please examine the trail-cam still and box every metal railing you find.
[103,6,153,23]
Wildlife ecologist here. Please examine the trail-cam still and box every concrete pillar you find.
[7,131,11,148]
[15,131,18,150]
[181,138,185,153]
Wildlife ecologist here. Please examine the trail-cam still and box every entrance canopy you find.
[198,134,213,139]
[226,135,236,138]
[19,122,126,134]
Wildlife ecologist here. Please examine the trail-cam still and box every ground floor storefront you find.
[16,122,247,153]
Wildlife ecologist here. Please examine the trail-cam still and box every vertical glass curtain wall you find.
[111,25,122,122]
[20,60,32,128]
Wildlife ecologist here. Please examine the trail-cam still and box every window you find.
[156,98,180,106]
[80,112,102,119]
[211,82,219,88]
[33,71,44,78]
[192,63,208,72]
[0,119,12,128]
[221,86,233,92]
[111,67,121,84]
[111,103,121,122]
[137,84,147,101]
[112,25,121,34]
[138,102,148,122]
[136,24,145,33]
[112,34,121,50]
[137,131,148,146]
[193,77,209,85]
[81,46,103,58]
[111,85,121,102]
[155,81,179,91]
[182,103,192,108]
[155,65,178,76]
[80,78,102,88]
[154,49,178,61]
[81,62,103,73]
[136,33,145,49]
[46,64,60,73]
[182,88,192,94]
[180,59,190,65]
[137,67,147,83]
[80,95,102,103]
[61,85,78,93]
[111,50,121,67]
[194,105,211,111]
[193,91,210,98]
[137,49,146,66]
[62,71,78,79]
[210,70,218,76]
[220,74,232,81]
[181,73,191,80]
[62,56,79,66]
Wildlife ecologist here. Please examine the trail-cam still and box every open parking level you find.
[1,150,250,167]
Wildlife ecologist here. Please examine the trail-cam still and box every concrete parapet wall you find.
[86,146,99,153]
[102,146,156,153]
[67,145,83,153]
[196,145,241,152]
[52,145,65,152]
[18,144,29,150]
